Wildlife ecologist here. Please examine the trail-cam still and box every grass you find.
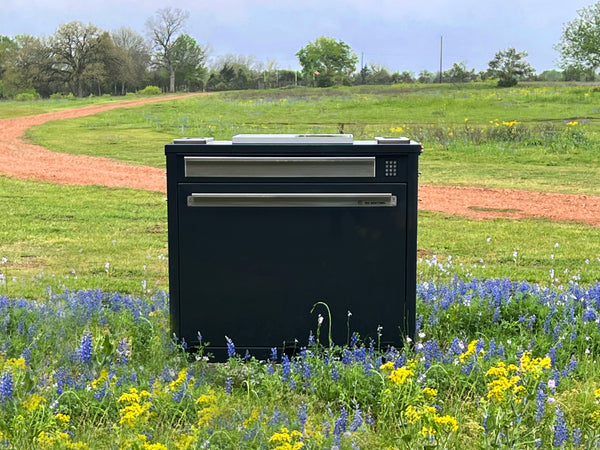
[0,176,168,298]
[23,83,600,195]
[2,83,600,448]
[0,95,140,119]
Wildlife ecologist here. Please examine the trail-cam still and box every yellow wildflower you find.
[5,357,26,371]
[143,443,167,450]
[22,394,46,411]
[269,427,304,450]
[388,365,414,385]
[91,368,109,389]
[567,121,578,126]
[55,413,70,424]
[594,388,600,398]
[520,351,551,378]
[169,368,188,391]
[196,389,218,427]
[405,405,422,424]
[118,388,153,427]
[423,387,438,398]
[420,426,435,437]
[379,361,395,372]
[433,414,459,432]
[174,434,198,450]
[459,340,483,363]
[244,406,261,427]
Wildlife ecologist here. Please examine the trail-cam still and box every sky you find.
[0,0,595,74]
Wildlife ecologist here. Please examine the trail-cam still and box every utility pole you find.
[439,35,443,83]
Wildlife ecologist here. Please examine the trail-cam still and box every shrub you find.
[15,90,40,101]
[49,92,76,100]
[137,86,162,95]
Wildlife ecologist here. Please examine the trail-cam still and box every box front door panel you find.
[176,183,408,353]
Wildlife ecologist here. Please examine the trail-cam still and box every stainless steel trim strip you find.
[187,193,397,207]
[184,156,376,178]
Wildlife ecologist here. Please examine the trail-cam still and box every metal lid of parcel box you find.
[232,134,354,144]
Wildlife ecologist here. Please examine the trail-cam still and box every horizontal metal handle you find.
[187,193,397,207]
[184,156,375,178]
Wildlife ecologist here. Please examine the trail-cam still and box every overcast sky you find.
[1,0,594,73]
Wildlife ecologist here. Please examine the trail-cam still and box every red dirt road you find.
[1,95,599,226]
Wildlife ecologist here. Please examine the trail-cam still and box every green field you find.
[2,83,600,449]
[25,83,600,194]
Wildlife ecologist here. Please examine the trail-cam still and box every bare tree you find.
[111,27,151,93]
[145,7,189,93]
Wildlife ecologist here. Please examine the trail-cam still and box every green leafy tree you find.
[171,34,208,91]
[556,2,600,72]
[487,48,534,87]
[146,7,189,93]
[443,62,477,83]
[296,36,358,87]
[49,21,108,97]
[2,34,53,97]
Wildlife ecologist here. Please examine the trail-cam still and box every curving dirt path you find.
[1,95,600,226]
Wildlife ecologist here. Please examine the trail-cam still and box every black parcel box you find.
[165,134,422,360]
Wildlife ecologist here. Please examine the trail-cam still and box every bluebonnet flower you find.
[298,403,307,429]
[353,346,366,363]
[565,355,578,376]
[0,372,13,401]
[485,339,496,360]
[302,362,311,381]
[573,428,582,447]
[535,382,546,423]
[450,337,463,355]
[289,379,297,390]
[349,407,363,432]
[21,347,31,365]
[270,347,277,362]
[497,343,505,358]
[268,409,282,426]
[116,337,131,365]
[225,336,235,358]
[331,365,340,381]
[266,364,275,375]
[224,377,233,395]
[333,407,348,445]
[94,385,109,401]
[492,307,500,323]
[365,414,375,426]
[534,438,542,448]
[322,420,331,438]
[76,332,93,363]
[350,332,359,348]
[548,347,557,366]
[281,355,291,382]
[553,405,569,447]
[244,428,258,441]
[342,349,352,365]
[363,362,373,376]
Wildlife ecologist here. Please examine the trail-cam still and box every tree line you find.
[1,4,600,99]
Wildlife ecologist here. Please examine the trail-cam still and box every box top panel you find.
[167,134,421,155]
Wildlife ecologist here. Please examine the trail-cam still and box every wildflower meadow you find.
[1,83,600,448]
[1,272,600,448]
